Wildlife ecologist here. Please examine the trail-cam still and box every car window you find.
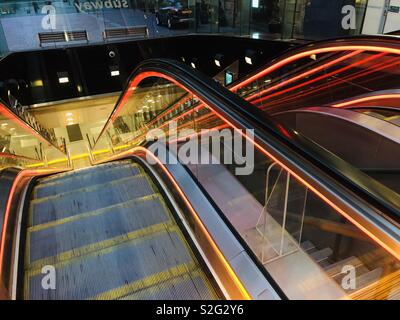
[160,0,186,8]
[159,0,172,7]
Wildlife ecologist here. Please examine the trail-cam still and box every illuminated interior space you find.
[0,2,399,302]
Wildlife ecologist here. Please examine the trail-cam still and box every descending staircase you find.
[300,240,390,297]
[23,160,218,300]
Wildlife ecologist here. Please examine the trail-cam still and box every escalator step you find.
[38,161,132,184]
[30,174,155,226]
[310,247,333,263]
[27,195,170,267]
[35,164,141,198]
[25,230,195,300]
[324,256,363,277]
[300,240,316,252]
[120,271,217,300]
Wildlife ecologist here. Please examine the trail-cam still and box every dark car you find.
[155,0,193,29]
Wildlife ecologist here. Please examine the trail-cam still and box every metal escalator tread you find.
[35,163,141,198]
[30,174,155,226]
[24,162,218,300]
[120,270,217,300]
[25,230,210,300]
[27,194,171,267]
[38,160,132,184]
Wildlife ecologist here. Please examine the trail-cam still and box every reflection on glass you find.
[92,74,400,300]
[233,48,400,197]
[0,102,67,169]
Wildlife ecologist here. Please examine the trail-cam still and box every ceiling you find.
[31,94,119,129]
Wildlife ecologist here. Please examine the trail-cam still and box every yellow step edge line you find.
[137,173,211,277]
[90,262,199,300]
[25,222,177,274]
[349,269,400,300]
[24,224,181,299]
[118,268,219,300]
[28,193,162,232]
[92,148,111,156]
[31,174,150,204]
[119,269,203,300]
[35,163,140,189]
[36,160,135,183]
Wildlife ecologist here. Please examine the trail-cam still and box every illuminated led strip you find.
[0,103,64,153]
[0,168,70,275]
[251,51,387,105]
[259,54,400,109]
[245,50,363,102]
[100,70,400,261]
[231,45,400,91]
[333,93,400,108]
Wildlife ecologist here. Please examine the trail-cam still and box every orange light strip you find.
[93,45,400,261]
[0,102,63,152]
[333,93,400,108]
[207,102,400,261]
[251,51,387,105]
[231,44,400,91]
[245,50,363,102]
[108,70,400,261]
[0,152,40,162]
[0,168,70,275]
[94,146,251,300]
[258,54,400,109]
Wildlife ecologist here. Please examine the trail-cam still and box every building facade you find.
[0,0,398,55]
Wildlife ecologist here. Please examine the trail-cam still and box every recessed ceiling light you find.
[214,54,223,67]
[111,70,120,77]
[31,79,43,87]
[245,49,257,65]
[59,77,69,84]
[58,72,69,84]
[66,112,73,117]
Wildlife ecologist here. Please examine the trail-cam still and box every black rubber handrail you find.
[93,59,400,266]
[0,98,66,155]
[226,34,400,91]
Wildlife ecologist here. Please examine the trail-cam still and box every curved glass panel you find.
[92,69,400,300]
[0,101,68,169]
[228,42,400,206]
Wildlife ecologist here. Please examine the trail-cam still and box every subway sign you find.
[75,0,130,12]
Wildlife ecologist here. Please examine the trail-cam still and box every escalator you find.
[0,73,279,300]
[25,160,218,300]
[350,107,400,126]
[87,53,399,299]
[0,36,399,300]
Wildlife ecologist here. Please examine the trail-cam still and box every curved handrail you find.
[92,58,400,260]
[0,99,66,155]
[330,89,400,109]
[275,106,400,144]
[228,34,400,92]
